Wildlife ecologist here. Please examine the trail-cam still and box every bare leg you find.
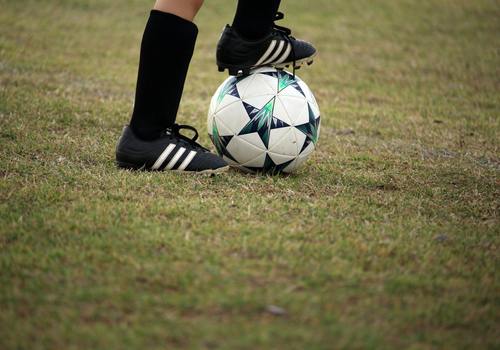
[154,0,204,21]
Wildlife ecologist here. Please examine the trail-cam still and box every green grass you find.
[1,0,499,348]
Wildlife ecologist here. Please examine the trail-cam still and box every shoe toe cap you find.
[295,39,316,58]
[185,152,228,172]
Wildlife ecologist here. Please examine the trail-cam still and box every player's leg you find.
[129,0,202,140]
[153,0,204,21]
[217,0,317,76]
[116,0,228,173]
[231,0,282,40]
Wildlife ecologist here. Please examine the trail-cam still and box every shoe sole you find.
[117,161,229,175]
[191,165,230,175]
[217,52,317,76]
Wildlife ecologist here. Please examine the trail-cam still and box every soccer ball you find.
[207,67,321,174]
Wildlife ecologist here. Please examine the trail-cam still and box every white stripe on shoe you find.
[262,41,285,65]
[274,42,291,64]
[255,40,277,66]
[177,150,197,171]
[152,143,175,170]
[166,147,186,170]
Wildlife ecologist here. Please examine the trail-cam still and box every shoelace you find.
[167,124,209,152]
[273,12,297,77]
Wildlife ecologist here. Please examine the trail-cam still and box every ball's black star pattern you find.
[295,103,321,153]
[244,154,294,175]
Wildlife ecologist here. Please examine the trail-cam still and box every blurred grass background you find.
[0,0,499,349]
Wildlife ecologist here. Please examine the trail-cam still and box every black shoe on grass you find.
[116,124,228,173]
[216,12,317,76]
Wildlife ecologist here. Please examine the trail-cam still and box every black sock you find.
[129,10,198,141]
[231,0,281,40]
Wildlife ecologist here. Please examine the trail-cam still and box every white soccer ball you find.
[207,67,320,174]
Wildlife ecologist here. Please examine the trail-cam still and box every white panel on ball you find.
[275,95,309,126]
[234,74,259,100]
[278,83,306,100]
[214,100,250,135]
[243,94,276,110]
[215,95,241,114]
[267,127,298,157]
[239,152,267,168]
[298,80,320,116]
[289,127,308,155]
[226,133,266,164]
[212,115,233,136]
[268,151,296,166]
[247,74,277,97]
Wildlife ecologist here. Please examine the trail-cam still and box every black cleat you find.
[116,124,229,173]
[216,12,317,76]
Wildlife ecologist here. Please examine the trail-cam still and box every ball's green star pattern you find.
[295,103,321,153]
[217,76,240,104]
[263,71,305,96]
[238,98,290,148]
[210,119,237,162]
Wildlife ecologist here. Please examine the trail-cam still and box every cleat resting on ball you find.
[216,12,316,76]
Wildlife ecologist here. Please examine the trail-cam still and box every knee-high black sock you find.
[231,0,281,40]
[130,10,198,141]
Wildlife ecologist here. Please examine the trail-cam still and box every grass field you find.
[1,0,499,348]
